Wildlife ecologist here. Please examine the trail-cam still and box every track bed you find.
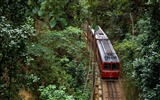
[102,80,124,100]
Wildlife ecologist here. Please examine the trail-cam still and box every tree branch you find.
[130,13,135,36]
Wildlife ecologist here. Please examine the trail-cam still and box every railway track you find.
[102,80,123,100]
[94,69,125,100]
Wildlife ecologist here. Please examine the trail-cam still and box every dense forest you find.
[0,0,160,100]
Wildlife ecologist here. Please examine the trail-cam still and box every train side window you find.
[104,63,110,70]
[112,64,119,70]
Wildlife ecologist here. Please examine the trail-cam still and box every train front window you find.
[104,63,110,70]
[112,63,119,70]
[99,33,104,35]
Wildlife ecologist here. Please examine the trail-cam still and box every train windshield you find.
[112,63,119,70]
[104,63,110,70]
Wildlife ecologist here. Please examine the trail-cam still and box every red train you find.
[87,26,120,78]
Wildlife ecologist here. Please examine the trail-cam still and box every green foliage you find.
[73,88,89,100]
[59,18,68,27]
[29,0,68,28]
[0,0,30,25]
[6,0,160,99]
[39,85,74,100]
[28,0,87,29]
[0,16,35,99]
[27,43,74,91]
[114,34,139,99]
[131,16,160,99]
[26,26,89,99]
[49,18,57,28]
[89,0,160,99]
[115,14,160,99]
[132,49,160,99]
[88,0,130,40]
[115,38,138,62]
[38,85,89,100]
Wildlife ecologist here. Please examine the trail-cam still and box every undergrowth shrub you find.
[27,26,89,99]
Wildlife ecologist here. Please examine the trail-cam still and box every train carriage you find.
[88,26,120,78]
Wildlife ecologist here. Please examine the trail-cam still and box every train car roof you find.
[96,39,120,63]
[94,26,108,40]
[88,26,108,40]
